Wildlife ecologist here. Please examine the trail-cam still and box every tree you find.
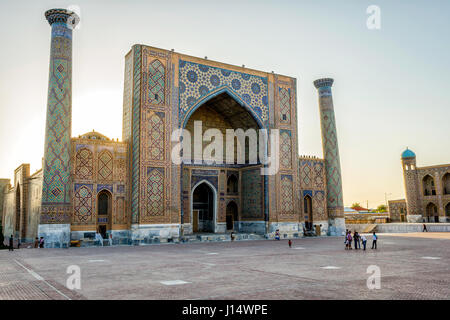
[376,204,387,213]
[351,203,361,209]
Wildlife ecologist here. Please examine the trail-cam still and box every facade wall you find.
[403,156,450,223]
[388,199,407,222]
[298,157,328,225]
[71,135,128,233]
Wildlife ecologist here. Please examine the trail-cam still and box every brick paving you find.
[0,234,449,300]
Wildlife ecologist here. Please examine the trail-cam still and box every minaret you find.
[314,78,345,236]
[401,148,423,222]
[39,9,79,248]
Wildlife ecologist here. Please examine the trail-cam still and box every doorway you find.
[226,201,238,231]
[192,181,216,233]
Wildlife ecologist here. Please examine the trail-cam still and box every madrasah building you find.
[0,9,346,247]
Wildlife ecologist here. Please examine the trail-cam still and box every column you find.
[314,78,345,236]
[38,9,79,248]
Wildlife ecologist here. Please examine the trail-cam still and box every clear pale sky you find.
[0,0,449,208]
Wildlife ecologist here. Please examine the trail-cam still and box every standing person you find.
[34,237,39,248]
[353,231,359,250]
[423,224,428,232]
[347,231,353,250]
[288,239,292,248]
[356,232,361,249]
[108,233,113,246]
[17,237,21,249]
[361,234,367,251]
[9,235,13,251]
[344,231,348,250]
[371,232,378,250]
[39,237,44,248]
[275,229,280,240]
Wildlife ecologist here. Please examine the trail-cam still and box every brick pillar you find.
[314,78,345,236]
[39,9,79,248]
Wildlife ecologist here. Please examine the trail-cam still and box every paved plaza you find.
[0,233,449,300]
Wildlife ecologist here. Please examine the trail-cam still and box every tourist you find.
[353,231,359,249]
[17,237,21,249]
[39,237,44,248]
[275,229,280,240]
[347,231,353,250]
[371,232,378,250]
[109,233,113,246]
[361,234,367,250]
[288,239,292,248]
[9,235,13,251]
[344,230,349,250]
[34,237,39,248]
[423,224,428,232]
[231,231,235,241]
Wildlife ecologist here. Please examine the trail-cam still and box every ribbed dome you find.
[401,148,416,159]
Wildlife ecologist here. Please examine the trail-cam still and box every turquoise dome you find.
[401,148,416,159]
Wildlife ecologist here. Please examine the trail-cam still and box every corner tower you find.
[401,148,422,222]
[314,78,345,236]
[39,9,79,248]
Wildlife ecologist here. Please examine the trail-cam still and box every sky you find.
[0,0,449,208]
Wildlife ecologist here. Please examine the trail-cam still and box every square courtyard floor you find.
[0,233,449,300]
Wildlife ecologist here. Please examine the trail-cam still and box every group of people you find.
[345,230,377,250]
[7,235,44,251]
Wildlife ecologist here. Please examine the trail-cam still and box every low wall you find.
[346,223,450,233]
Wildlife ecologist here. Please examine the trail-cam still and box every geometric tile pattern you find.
[98,150,113,181]
[131,45,142,223]
[147,59,165,105]
[147,112,165,160]
[280,175,294,215]
[75,148,93,180]
[144,167,164,218]
[315,81,344,216]
[41,21,73,223]
[73,184,93,223]
[280,130,292,169]
[241,169,263,218]
[179,60,269,128]
[279,87,291,124]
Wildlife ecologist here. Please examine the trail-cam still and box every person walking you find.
[423,224,428,232]
[34,237,39,248]
[361,234,367,250]
[39,237,44,248]
[275,229,280,240]
[9,235,13,251]
[371,232,378,249]
[288,239,292,248]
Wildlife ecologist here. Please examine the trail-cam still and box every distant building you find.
[393,148,450,223]
[388,199,407,222]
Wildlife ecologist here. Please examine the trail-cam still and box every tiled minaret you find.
[39,9,79,248]
[314,78,345,236]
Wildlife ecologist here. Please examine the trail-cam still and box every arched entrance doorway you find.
[304,195,313,231]
[425,202,438,223]
[226,201,238,231]
[192,181,216,233]
[181,91,266,234]
[97,190,112,238]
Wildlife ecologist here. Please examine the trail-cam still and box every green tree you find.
[351,203,361,209]
[376,204,387,213]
